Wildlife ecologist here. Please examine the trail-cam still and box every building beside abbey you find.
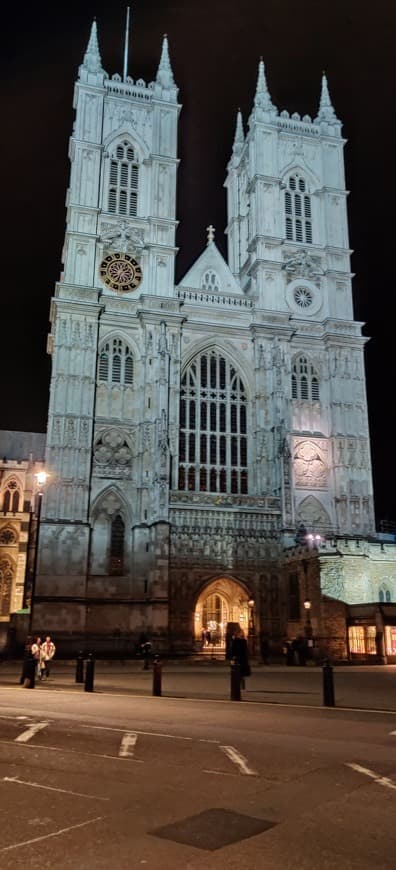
[2,19,396,660]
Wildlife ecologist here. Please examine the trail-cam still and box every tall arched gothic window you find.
[109,514,125,576]
[108,141,139,217]
[2,480,21,513]
[98,339,134,386]
[178,350,248,495]
[285,174,312,244]
[292,356,320,402]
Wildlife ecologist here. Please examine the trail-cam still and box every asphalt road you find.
[2,661,396,711]
[0,682,395,869]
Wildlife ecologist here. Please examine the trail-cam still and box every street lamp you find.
[303,597,313,658]
[248,598,255,656]
[306,533,323,549]
[28,471,49,633]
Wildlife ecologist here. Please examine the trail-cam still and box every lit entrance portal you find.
[194,578,251,650]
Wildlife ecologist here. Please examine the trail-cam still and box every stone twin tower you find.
[34,18,374,652]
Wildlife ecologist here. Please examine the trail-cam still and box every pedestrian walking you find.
[40,636,56,679]
[230,629,250,689]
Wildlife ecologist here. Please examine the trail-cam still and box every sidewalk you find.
[1,660,396,711]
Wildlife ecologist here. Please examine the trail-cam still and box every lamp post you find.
[248,598,255,657]
[28,471,48,634]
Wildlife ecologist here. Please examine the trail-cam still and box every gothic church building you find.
[33,20,396,660]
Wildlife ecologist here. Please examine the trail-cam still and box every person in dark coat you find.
[20,636,35,687]
[260,632,270,664]
[230,629,251,689]
[284,639,295,666]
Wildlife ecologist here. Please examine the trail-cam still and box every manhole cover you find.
[150,807,276,851]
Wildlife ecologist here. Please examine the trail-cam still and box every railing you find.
[177,288,253,309]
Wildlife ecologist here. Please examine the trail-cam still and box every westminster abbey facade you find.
[30,19,396,661]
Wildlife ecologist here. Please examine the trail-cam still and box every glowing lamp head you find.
[304,598,312,611]
[35,471,48,489]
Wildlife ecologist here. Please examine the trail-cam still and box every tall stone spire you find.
[156,34,176,88]
[81,20,104,75]
[232,109,245,155]
[254,58,276,113]
[315,73,340,125]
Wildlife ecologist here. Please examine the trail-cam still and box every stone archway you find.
[194,577,250,648]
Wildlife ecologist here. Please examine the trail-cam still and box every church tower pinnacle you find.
[156,34,176,89]
[250,58,277,121]
[79,19,106,83]
[315,72,341,133]
[232,109,245,156]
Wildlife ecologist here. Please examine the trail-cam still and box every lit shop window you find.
[348,625,376,655]
[385,626,396,656]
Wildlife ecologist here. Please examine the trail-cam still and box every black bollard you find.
[230,658,241,701]
[84,653,95,692]
[152,656,162,697]
[322,658,335,707]
[75,651,84,683]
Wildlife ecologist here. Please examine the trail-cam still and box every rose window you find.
[293,286,313,308]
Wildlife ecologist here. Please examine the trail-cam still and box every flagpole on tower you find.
[123,6,131,82]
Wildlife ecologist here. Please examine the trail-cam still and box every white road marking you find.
[0,739,143,762]
[3,776,109,801]
[81,724,193,740]
[220,745,258,776]
[203,769,233,776]
[0,816,103,853]
[15,721,49,743]
[346,763,396,791]
[119,731,137,758]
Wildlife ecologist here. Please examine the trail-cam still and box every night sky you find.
[1,0,394,523]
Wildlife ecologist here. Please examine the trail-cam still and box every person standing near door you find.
[230,629,251,689]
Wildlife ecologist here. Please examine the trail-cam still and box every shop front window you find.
[385,626,396,656]
[349,625,377,655]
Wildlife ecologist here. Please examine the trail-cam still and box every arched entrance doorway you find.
[194,577,251,651]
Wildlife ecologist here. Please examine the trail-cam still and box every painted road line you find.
[346,763,396,791]
[15,721,49,743]
[220,745,258,776]
[3,776,109,801]
[119,731,138,758]
[81,724,193,740]
[0,817,103,853]
[0,739,143,762]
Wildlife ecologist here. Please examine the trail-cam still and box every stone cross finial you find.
[206,225,215,244]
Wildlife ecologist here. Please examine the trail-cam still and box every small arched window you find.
[98,339,134,387]
[379,585,391,603]
[108,141,139,217]
[292,356,320,402]
[2,480,21,513]
[285,174,312,244]
[109,514,125,576]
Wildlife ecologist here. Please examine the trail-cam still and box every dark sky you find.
[1,0,394,523]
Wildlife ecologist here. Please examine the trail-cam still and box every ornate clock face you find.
[99,252,143,293]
